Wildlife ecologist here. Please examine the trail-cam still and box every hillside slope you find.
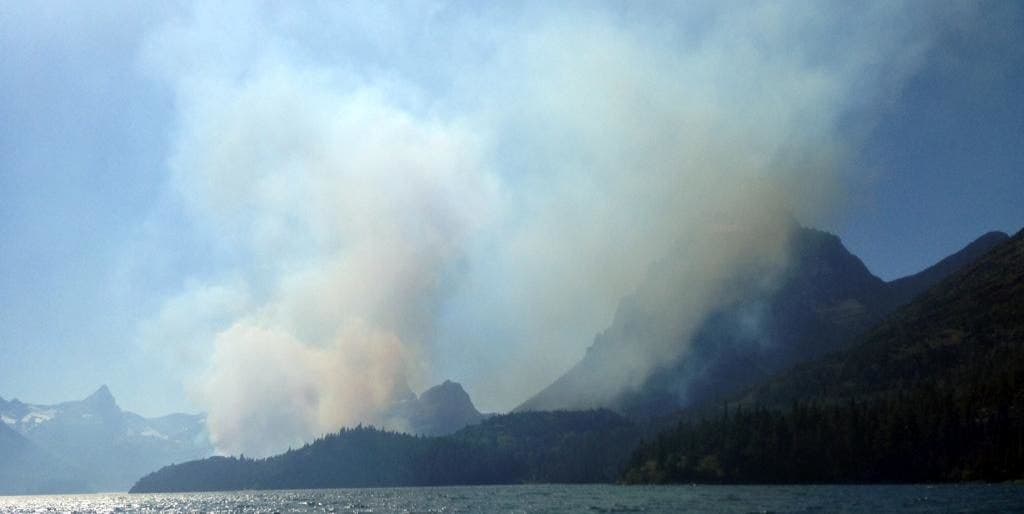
[624,228,1024,483]
[519,227,1006,418]
[0,420,89,494]
[746,228,1022,406]
[883,230,1010,310]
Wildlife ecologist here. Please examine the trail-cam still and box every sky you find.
[0,0,1022,449]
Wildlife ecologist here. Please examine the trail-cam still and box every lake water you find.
[1,484,1022,513]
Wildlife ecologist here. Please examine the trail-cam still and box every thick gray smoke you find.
[139,1,976,456]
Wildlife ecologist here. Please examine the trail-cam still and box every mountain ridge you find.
[745,227,1023,406]
[385,380,487,436]
[623,227,1024,483]
[0,385,213,492]
[883,230,1010,309]
[517,226,1011,418]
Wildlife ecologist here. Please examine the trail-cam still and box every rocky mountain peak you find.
[82,385,119,413]
[385,379,484,437]
[419,380,470,403]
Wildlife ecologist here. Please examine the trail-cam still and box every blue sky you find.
[0,0,1021,441]
[841,0,1024,278]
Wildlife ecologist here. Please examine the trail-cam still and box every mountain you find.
[623,228,1024,483]
[517,226,1008,418]
[0,419,89,494]
[745,228,1021,407]
[385,380,486,436]
[883,230,1010,310]
[0,386,213,492]
[130,410,639,492]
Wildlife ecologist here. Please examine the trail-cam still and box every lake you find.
[1,484,1022,513]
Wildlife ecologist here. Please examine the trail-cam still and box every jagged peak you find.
[419,380,478,410]
[83,385,119,410]
[422,379,466,396]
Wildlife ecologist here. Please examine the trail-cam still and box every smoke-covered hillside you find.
[623,228,1024,483]
[519,226,1009,417]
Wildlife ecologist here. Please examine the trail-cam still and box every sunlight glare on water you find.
[0,484,1022,513]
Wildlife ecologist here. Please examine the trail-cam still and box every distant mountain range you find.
[517,226,1010,417]
[0,418,87,494]
[0,385,212,493]
[0,379,488,494]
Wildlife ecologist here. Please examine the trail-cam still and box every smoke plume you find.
[140,1,976,456]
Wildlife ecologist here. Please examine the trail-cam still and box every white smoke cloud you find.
[199,320,413,457]
[143,11,498,454]
[433,1,973,408]
[138,1,977,456]
[137,278,251,370]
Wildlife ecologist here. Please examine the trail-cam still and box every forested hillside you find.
[131,410,639,492]
[623,230,1024,483]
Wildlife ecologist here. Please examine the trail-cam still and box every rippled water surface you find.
[1,484,1022,513]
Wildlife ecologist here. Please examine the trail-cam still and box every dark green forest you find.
[131,410,640,492]
[624,358,1024,483]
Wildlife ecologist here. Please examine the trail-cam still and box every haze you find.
[1,0,1022,458]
